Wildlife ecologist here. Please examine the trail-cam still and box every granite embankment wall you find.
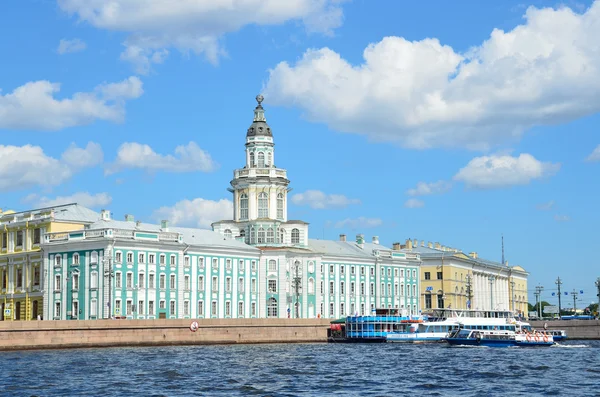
[0,319,332,351]
[530,319,600,339]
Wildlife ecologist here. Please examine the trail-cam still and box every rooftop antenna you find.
[501,234,505,266]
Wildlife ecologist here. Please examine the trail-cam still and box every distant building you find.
[404,239,528,315]
[4,95,422,321]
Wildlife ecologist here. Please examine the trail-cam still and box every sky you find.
[1,0,599,307]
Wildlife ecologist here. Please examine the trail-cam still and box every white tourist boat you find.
[386,308,532,343]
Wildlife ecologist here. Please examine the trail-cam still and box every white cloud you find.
[152,198,233,228]
[61,142,104,168]
[0,142,100,192]
[536,200,555,210]
[453,153,560,189]
[264,3,600,150]
[0,76,143,131]
[57,38,87,54]
[586,144,600,162]
[404,198,424,208]
[58,0,346,73]
[25,192,112,209]
[291,190,360,209]
[334,217,382,229]
[407,180,452,196]
[554,214,571,222]
[106,141,217,175]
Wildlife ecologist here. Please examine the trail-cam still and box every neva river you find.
[1,341,598,396]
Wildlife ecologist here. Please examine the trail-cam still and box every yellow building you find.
[0,204,98,321]
[402,239,528,315]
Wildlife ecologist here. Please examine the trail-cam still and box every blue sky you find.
[1,0,599,306]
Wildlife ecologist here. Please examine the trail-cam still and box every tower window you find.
[249,152,255,168]
[258,152,265,168]
[267,227,274,243]
[258,227,265,244]
[291,228,300,244]
[258,192,268,218]
[224,229,232,239]
[277,193,284,220]
[240,194,248,220]
[267,152,272,166]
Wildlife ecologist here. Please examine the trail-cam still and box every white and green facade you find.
[40,95,422,320]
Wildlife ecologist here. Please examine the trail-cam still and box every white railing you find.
[159,232,179,242]
[46,232,69,242]
[114,229,135,238]
[234,168,287,179]
[85,230,104,238]
[406,253,420,261]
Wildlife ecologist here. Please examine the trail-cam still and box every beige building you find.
[402,239,528,315]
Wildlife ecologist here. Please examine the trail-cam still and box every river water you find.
[0,340,598,396]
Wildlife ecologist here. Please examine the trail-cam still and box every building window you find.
[329,303,334,317]
[267,297,278,317]
[226,277,232,293]
[425,272,431,280]
[320,281,324,294]
[226,259,232,270]
[240,194,248,220]
[126,273,133,289]
[91,272,98,289]
[159,274,166,289]
[239,277,244,293]
[55,302,61,318]
[437,271,443,280]
[360,282,365,295]
[308,278,315,294]
[387,283,392,296]
[400,284,404,295]
[16,269,22,288]
[170,301,176,316]
[148,274,155,288]
[425,294,432,309]
[149,254,155,264]
[170,274,176,289]
[340,281,345,295]
[268,260,276,272]
[394,269,398,277]
[381,283,385,295]
[73,273,79,290]
[115,300,122,315]
[127,253,133,263]
[329,281,334,294]
[1,232,7,249]
[258,151,265,167]
[267,151,272,166]
[16,230,23,247]
[198,276,204,291]
[249,152,255,167]
[212,258,218,270]
[387,268,391,277]
[251,261,257,271]
[212,276,218,291]
[198,257,205,269]
[33,267,40,285]
[329,265,334,274]
[211,301,217,316]
[198,301,204,316]
[159,254,166,265]
[369,283,374,296]
[268,279,277,293]
[350,282,355,295]
[340,303,345,317]
[90,299,98,317]
[250,228,256,244]
[341,265,345,275]
[413,285,417,296]
[251,302,256,316]
[238,301,244,317]
[251,278,256,293]
[115,252,122,263]
[225,301,231,316]
[361,266,365,276]
[73,254,80,265]
[267,227,274,243]
[291,228,300,244]
[413,270,417,279]
[139,253,145,263]
[184,275,190,290]
[351,266,355,275]
[126,300,133,316]
[224,229,232,239]
[370,267,374,276]
[437,294,444,309]
[184,256,190,267]
[277,193,284,219]
[279,229,285,244]
[159,301,166,309]
[170,255,176,266]
[239,259,244,271]
[149,301,154,315]
[258,192,269,218]
[115,272,122,289]
[184,301,190,316]
[138,273,145,288]
[138,301,144,315]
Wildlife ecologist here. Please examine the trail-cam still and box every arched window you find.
[291,228,300,244]
[267,297,278,318]
[400,284,404,296]
[277,193,284,219]
[258,227,265,244]
[249,152,255,167]
[250,228,256,244]
[267,152,272,166]
[258,152,265,168]
[258,192,268,218]
[224,229,232,239]
[267,227,274,243]
[240,194,248,220]
[308,261,314,273]
[240,229,246,238]
[268,260,277,272]
[308,278,315,294]
[90,251,98,264]
[280,229,285,244]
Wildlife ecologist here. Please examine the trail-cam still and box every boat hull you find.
[446,338,554,347]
